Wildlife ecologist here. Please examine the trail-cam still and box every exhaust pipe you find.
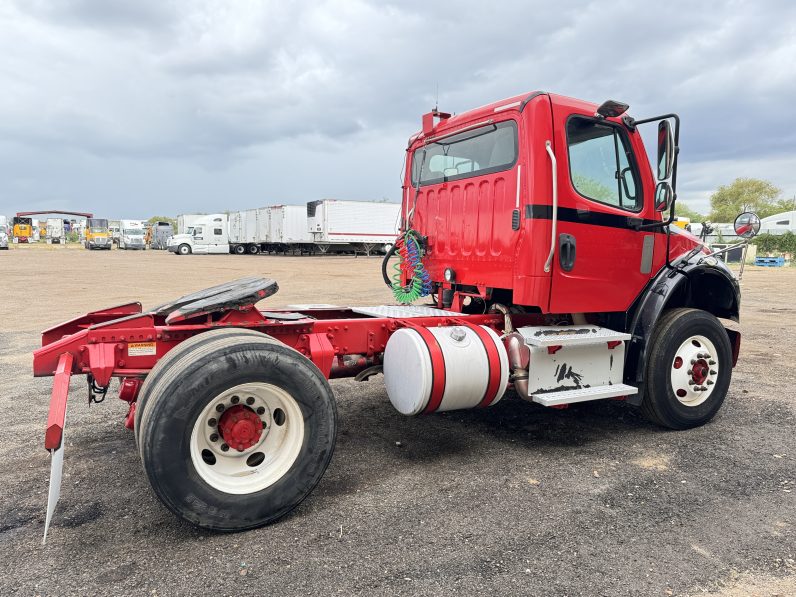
[504,332,530,397]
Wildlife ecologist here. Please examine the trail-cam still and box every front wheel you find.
[178,244,191,256]
[641,308,733,430]
[138,333,337,531]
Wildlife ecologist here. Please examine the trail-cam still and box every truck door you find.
[548,98,657,313]
[208,218,229,254]
[192,225,208,253]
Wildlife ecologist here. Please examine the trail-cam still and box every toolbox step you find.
[518,325,630,347]
[531,383,638,407]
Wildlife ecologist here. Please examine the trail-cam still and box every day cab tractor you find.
[33,91,761,539]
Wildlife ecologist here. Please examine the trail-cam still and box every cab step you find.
[519,325,630,348]
[531,383,638,407]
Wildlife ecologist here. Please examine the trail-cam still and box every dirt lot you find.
[0,245,793,596]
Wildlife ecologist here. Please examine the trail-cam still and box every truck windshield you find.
[411,120,518,186]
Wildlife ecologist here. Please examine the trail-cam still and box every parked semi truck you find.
[119,220,146,250]
[148,221,175,250]
[46,218,64,244]
[0,216,8,249]
[12,217,32,243]
[85,218,111,249]
[35,91,760,538]
[167,214,229,255]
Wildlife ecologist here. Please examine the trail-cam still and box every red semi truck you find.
[34,91,759,537]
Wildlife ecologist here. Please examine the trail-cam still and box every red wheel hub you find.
[691,360,709,385]
[218,405,263,451]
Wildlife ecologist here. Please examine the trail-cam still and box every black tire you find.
[248,244,260,255]
[134,328,272,449]
[641,308,732,430]
[234,245,246,255]
[178,244,191,256]
[138,333,337,531]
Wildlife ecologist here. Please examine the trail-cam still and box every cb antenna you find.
[435,82,439,112]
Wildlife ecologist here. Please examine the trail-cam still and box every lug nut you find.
[710,370,717,375]
[246,397,255,405]
[220,443,229,452]
[216,404,225,412]
[709,360,716,365]
[209,433,219,442]
[256,406,265,415]
[231,395,240,404]
[687,369,693,375]
[208,418,217,427]
[690,359,697,365]
[700,386,708,391]
[706,380,714,385]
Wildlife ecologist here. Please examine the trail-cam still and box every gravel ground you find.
[0,246,793,596]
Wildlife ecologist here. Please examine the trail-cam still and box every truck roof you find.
[408,91,600,147]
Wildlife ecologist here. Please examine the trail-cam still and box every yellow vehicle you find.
[673,217,691,232]
[12,217,33,243]
[85,218,111,250]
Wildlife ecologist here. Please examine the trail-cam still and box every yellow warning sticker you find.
[128,342,156,357]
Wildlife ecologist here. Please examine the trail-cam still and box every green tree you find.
[709,178,783,221]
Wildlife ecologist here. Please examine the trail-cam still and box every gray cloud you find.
[1,0,794,218]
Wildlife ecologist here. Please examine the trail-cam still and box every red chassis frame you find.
[34,281,537,451]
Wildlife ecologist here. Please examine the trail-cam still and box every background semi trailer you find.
[177,214,205,235]
[307,199,400,254]
[85,218,111,249]
[268,204,313,253]
[45,218,64,244]
[119,220,146,250]
[229,208,269,255]
[35,91,758,538]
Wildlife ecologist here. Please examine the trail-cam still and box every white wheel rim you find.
[670,335,719,407]
[189,382,304,494]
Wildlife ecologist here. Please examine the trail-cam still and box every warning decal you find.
[128,342,157,357]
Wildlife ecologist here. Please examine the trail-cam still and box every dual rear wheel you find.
[135,329,337,531]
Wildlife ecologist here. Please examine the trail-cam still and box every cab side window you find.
[567,117,641,212]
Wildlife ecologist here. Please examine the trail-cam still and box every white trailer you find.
[265,205,312,253]
[760,210,796,235]
[46,218,64,244]
[229,208,270,255]
[177,214,206,235]
[307,200,400,255]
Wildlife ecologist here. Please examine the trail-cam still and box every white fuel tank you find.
[383,325,509,415]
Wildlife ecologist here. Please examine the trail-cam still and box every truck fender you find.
[624,260,741,405]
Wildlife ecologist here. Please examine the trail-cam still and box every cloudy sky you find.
[1,0,794,219]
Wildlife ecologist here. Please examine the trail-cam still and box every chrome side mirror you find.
[657,120,674,180]
[654,181,673,212]
[734,212,761,239]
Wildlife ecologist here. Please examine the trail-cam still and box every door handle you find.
[558,233,576,272]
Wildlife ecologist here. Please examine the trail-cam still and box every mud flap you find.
[43,441,65,545]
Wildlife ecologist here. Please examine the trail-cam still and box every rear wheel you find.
[234,244,246,255]
[248,244,260,255]
[138,333,336,531]
[641,308,732,429]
